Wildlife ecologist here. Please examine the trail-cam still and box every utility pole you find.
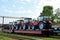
[2,16,4,25]
[1,16,4,31]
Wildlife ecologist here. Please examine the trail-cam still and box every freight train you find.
[2,16,53,36]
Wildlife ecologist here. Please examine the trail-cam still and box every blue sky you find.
[0,0,40,18]
[0,0,60,24]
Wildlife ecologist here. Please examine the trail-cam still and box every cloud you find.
[14,10,33,14]
[37,0,60,9]
[27,10,33,13]
[35,6,41,9]
[2,7,13,13]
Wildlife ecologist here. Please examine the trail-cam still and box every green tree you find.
[55,8,60,18]
[41,6,53,16]
[40,5,54,22]
[54,8,60,23]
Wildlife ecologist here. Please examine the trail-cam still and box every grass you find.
[0,36,16,40]
[42,38,58,40]
[0,32,60,40]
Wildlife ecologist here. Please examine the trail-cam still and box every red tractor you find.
[37,16,53,36]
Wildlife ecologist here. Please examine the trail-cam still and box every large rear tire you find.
[39,22,44,30]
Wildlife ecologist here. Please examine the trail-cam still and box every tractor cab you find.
[24,18,32,23]
[37,16,51,21]
[16,20,24,24]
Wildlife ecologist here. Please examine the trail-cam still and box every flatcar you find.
[2,16,53,36]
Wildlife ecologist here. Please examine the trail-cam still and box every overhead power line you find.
[0,16,21,19]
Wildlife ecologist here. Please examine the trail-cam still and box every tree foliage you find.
[54,8,60,23]
[55,8,60,18]
[41,6,53,16]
